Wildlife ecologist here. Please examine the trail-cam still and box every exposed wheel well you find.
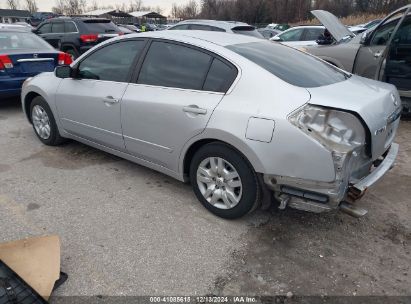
[183,139,255,178]
[24,92,41,123]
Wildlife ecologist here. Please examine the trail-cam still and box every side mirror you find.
[271,36,282,42]
[55,65,72,79]
[360,31,369,44]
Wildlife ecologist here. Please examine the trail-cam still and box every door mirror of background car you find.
[271,36,282,42]
[360,31,369,44]
[55,65,72,79]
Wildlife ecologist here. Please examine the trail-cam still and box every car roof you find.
[288,25,325,29]
[175,19,251,30]
[117,30,261,47]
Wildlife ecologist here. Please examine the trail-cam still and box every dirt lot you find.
[0,98,410,299]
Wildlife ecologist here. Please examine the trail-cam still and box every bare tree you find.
[51,0,86,15]
[129,0,143,12]
[24,0,38,13]
[7,0,20,10]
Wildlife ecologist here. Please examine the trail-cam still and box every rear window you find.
[227,41,349,88]
[232,26,263,38]
[0,32,54,51]
[81,20,120,33]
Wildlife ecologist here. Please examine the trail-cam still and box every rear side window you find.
[77,40,145,82]
[232,26,263,38]
[227,41,348,88]
[203,59,237,92]
[65,22,77,33]
[169,24,190,30]
[82,20,120,33]
[52,22,64,33]
[137,41,212,90]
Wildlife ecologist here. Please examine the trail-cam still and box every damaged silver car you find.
[21,31,400,219]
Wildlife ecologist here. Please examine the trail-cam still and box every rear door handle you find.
[103,96,119,105]
[183,105,207,115]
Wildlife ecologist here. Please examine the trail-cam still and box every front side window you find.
[370,11,405,46]
[227,41,348,88]
[77,40,145,82]
[37,23,51,34]
[138,41,212,90]
[279,28,303,41]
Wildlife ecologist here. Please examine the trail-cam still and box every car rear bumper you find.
[263,143,399,213]
[0,77,27,98]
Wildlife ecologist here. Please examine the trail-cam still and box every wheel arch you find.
[24,91,42,123]
[180,132,265,182]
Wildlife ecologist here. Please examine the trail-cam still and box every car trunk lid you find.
[1,50,58,77]
[311,10,355,42]
[307,75,401,160]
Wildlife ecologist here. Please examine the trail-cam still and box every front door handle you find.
[374,51,383,58]
[103,96,119,105]
[183,105,207,115]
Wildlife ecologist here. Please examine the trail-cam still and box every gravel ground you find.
[0,98,410,299]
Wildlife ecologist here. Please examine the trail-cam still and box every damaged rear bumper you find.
[263,143,399,214]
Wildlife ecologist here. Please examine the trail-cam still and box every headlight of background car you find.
[289,105,366,153]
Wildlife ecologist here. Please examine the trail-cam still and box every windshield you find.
[227,41,349,88]
[0,32,54,51]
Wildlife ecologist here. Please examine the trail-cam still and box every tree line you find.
[172,0,410,23]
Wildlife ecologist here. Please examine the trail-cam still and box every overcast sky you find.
[0,0,193,15]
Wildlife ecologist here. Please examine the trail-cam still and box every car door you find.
[353,9,407,79]
[36,23,52,44]
[121,40,238,172]
[55,39,147,151]
[379,8,411,101]
[45,21,65,49]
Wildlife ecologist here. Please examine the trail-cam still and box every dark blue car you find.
[0,29,72,99]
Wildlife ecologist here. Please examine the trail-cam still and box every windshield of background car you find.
[0,32,54,51]
[82,20,120,33]
[227,41,349,87]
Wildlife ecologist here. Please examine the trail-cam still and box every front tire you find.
[190,143,260,219]
[30,96,65,146]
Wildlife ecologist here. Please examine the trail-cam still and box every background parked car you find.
[358,19,383,29]
[348,25,367,35]
[118,24,141,33]
[117,25,133,35]
[168,20,264,38]
[0,29,71,99]
[29,12,58,27]
[0,23,32,32]
[270,25,326,46]
[303,6,411,114]
[258,28,281,39]
[33,17,123,60]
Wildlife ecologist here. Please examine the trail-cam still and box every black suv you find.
[34,17,123,59]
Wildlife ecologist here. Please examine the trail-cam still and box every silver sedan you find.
[21,31,401,219]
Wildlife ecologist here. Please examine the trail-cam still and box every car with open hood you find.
[21,31,400,219]
[302,6,411,115]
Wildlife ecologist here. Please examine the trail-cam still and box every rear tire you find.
[190,143,260,219]
[30,96,66,146]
